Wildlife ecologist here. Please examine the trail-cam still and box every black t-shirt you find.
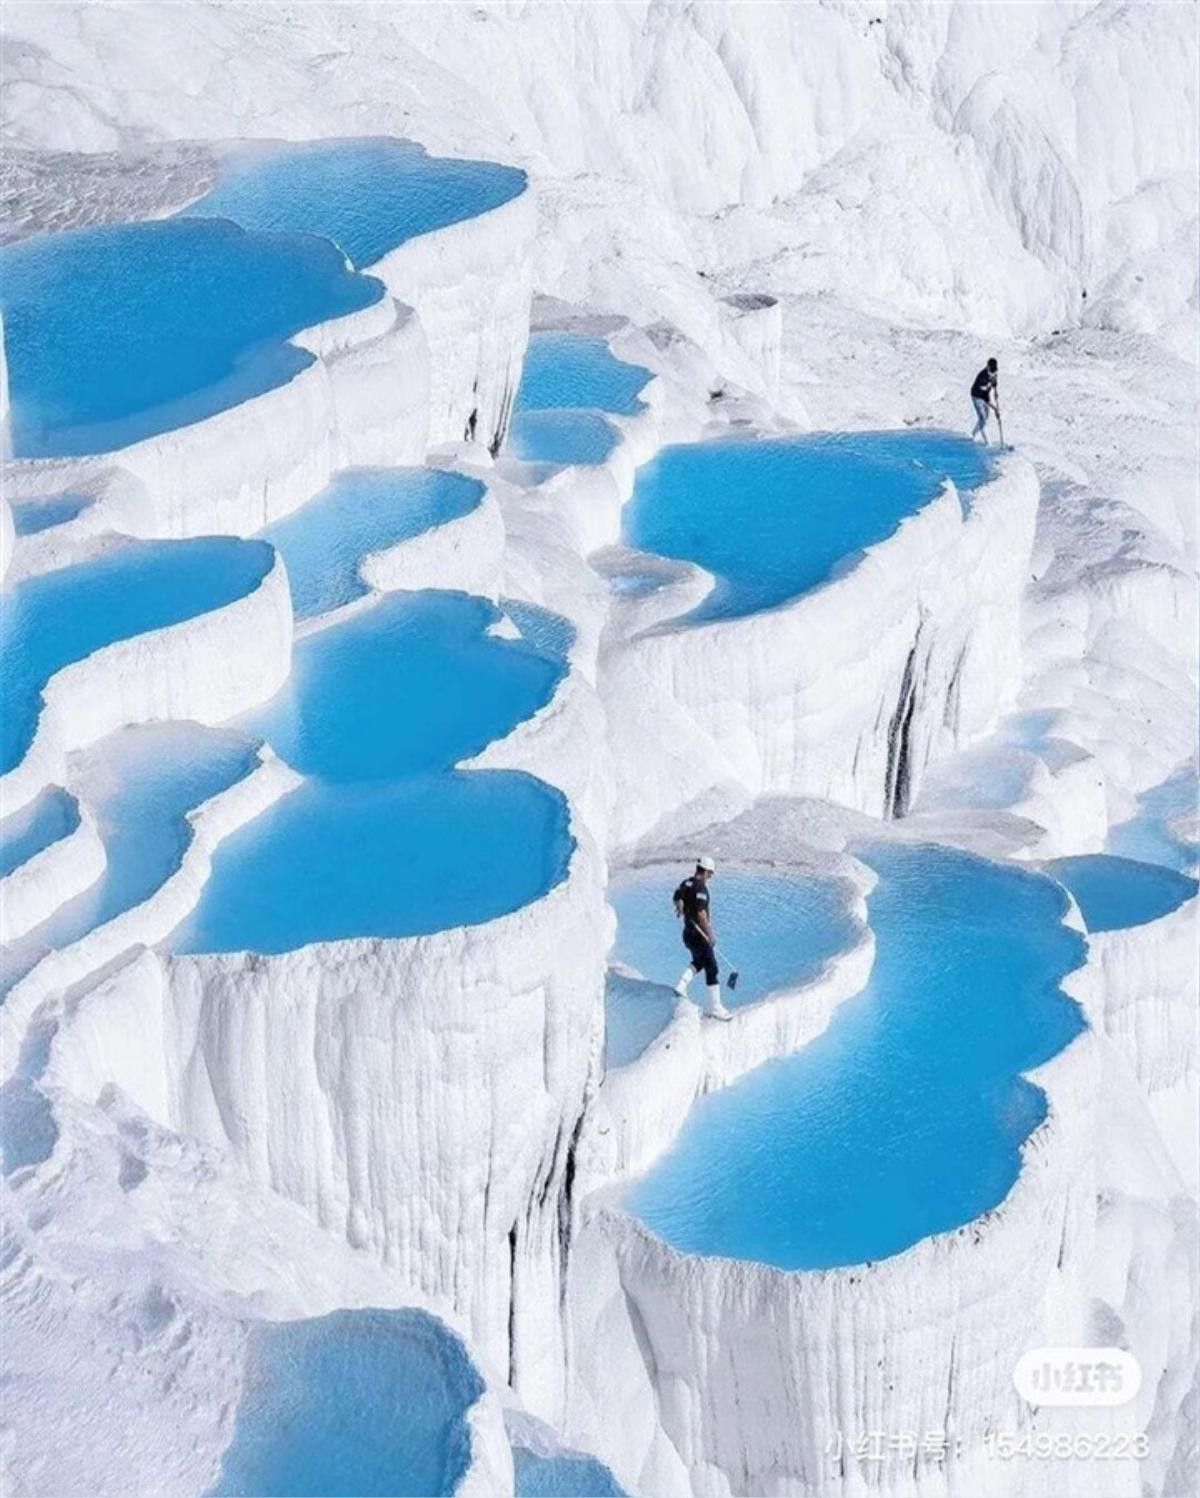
[971,366,996,401]
[673,876,711,926]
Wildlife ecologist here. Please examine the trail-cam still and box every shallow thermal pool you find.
[1045,853,1197,932]
[513,1446,627,1497]
[174,591,572,953]
[0,219,380,458]
[260,468,484,620]
[0,787,79,880]
[606,867,859,1068]
[624,843,1085,1270]
[506,330,650,468]
[1106,762,1199,874]
[183,137,526,268]
[624,429,993,621]
[0,537,274,776]
[209,1309,482,1497]
[507,409,619,467]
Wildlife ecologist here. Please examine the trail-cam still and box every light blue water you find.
[626,843,1085,1270]
[0,538,274,776]
[1,725,257,999]
[0,788,79,879]
[9,493,94,536]
[0,219,382,458]
[624,430,994,621]
[516,332,651,416]
[247,591,564,781]
[260,468,484,620]
[1045,854,1197,933]
[604,971,677,1071]
[507,409,619,467]
[184,137,526,268]
[1107,763,1199,874]
[173,591,572,953]
[209,1309,482,1497]
[502,598,576,662]
[514,1447,627,1497]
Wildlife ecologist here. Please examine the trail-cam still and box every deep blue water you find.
[260,468,484,620]
[508,409,619,466]
[513,1447,627,1497]
[1046,854,1197,932]
[0,538,274,776]
[1,725,257,999]
[184,137,526,268]
[1107,763,1199,874]
[626,843,1086,1270]
[0,787,79,879]
[516,332,651,416]
[0,219,381,458]
[173,591,572,953]
[624,430,993,621]
[209,1309,482,1497]
[606,868,859,1066]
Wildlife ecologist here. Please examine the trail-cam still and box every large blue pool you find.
[625,843,1085,1269]
[210,1309,482,1497]
[1045,853,1197,932]
[0,220,381,458]
[183,137,526,268]
[606,867,859,1068]
[0,538,274,776]
[174,591,572,953]
[260,468,484,620]
[624,430,993,621]
[2,725,258,999]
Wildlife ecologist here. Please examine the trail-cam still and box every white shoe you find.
[675,965,696,999]
[704,984,732,1021]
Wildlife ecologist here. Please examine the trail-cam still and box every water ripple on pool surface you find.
[260,468,485,620]
[173,592,573,953]
[625,843,1086,1270]
[0,219,382,458]
[209,1309,483,1498]
[624,429,994,621]
[183,137,526,269]
[0,537,275,776]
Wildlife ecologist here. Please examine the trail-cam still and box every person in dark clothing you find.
[672,856,731,1020]
[970,358,999,442]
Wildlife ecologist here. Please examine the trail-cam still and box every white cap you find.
[696,855,716,872]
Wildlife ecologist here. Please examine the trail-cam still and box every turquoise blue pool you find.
[516,332,651,417]
[624,430,993,621]
[0,538,274,776]
[1046,853,1196,932]
[184,137,525,268]
[0,219,381,458]
[173,591,572,953]
[1,726,258,1000]
[1107,763,1198,874]
[209,1309,482,1497]
[625,843,1085,1270]
[508,409,619,467]
[0,787,79,879]
[9,493,94,536]
[260,468,484,620]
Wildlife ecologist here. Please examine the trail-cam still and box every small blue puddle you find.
[0,787,79,879]
[501,597,576,662]
[508,409,619,466]
[183,137,526,268]
[608,867,858,1064]
[1107,763,1198,874]
[625,843,1085,1270]
[0,538,274,776]
[209,1309,482,1497]
[514,1447,627,1497]
[624,430,994,621]
[0,219,381,458]
[517,332,651,416]
[260,468,484,620]
[1045,854,1197,933]
[9,492,94,536]
[174,592,572,953]
[2,725,258,1000]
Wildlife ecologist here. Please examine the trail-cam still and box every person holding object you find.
[970,357,999,443]
[673,856,732,1021]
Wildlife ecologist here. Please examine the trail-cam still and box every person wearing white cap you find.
[672,856,731,1021]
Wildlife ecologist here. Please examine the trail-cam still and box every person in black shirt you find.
[672,856,731,1021]
[970,358,999,443]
